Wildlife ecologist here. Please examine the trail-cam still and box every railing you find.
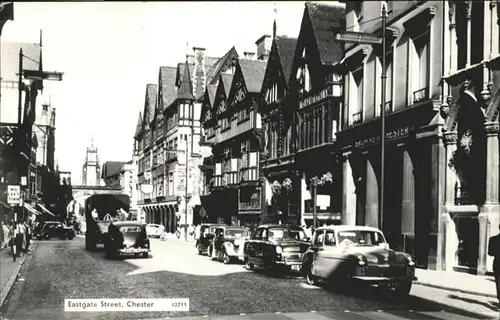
[352,111,363,124]
[213,175,222,187]
[299,84,337,109]
[412,87,429,104]
[239,198,261,210]
[240,167,259,181]
[227,172,239,185]
[454,185,474,205]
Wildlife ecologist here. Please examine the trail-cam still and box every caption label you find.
[64,298,189,312]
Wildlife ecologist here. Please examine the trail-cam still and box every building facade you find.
[82,137,101,186]
[119,160,138,219]
[438,0,499,275]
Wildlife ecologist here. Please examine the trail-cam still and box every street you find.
[1,238,499,320]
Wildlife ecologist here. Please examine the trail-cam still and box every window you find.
[221,116,231,130]
[238,108,249,122]
[351,68,364,125]
[249,152,258,167]
[313,230,325,246]
[230,158,238,172]
[324,231,336,246]
[411,30,430,103]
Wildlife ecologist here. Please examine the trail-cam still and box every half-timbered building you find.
[260,35,299,225]
[288,2,345,227]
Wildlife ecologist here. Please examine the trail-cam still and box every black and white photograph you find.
[0,1,499,319]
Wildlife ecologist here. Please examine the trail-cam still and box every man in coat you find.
[488,224,500,305]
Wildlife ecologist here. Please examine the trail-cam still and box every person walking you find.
[10,221,19,261]
[25,220,32,252]
[488,224,500,305]
[15,221,23,258]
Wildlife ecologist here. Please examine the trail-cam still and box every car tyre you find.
[394,280,412,296]
[197,244,203,255]
[223,252,231,264]
[245,260,254,270]
[306,265,318,286]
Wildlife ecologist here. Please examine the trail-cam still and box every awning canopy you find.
[37,203,56,217]
[24,203,42,216]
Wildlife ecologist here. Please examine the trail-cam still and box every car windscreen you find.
[224,229,249,238]
[119,226,142,233]
[337,230,386,246]
[148,225,159,228]
[268,228,306,241]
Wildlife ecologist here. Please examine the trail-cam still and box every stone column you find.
[401,151,415,236]
[342,154,356,225]
[478,122,500,275]
[365,159,379,228]
[449,0,458,72]
[465,1,472,67]
[492,0,499,56]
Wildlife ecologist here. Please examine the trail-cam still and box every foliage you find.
[282,178,293,192]
[310,172,333,186]
[271,180,282,195]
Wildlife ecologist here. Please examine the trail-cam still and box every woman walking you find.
[10,221,18,261]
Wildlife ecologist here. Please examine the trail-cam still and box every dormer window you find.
[266,83,279,104]
[296,48,311,94]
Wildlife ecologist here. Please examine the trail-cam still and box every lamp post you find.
[336,2,387,230]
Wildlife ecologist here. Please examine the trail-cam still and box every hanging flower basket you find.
[271,180,282,195]
[448,130,473,174]
[310,172,333,186]
[282,178,293,192]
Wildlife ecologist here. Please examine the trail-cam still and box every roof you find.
[111,221,145,227]
[238,59,267,93]
[305,2,344,66]
[159,66,178,109]
[101,161,127,179]
[275,36,298,85]
[177,61,195,100]
[316,225,383,233]
[206,47,239,85]
[1,42,41,81]
[145,84,157,124]
[207,85,218,106]
[134,112,142,138]
[258,224,303,229]
[220,73,234,96]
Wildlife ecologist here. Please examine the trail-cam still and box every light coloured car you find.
[302,225,417,296]
[146,224,165,238]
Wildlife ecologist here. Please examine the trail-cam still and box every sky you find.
[1,1,315,185]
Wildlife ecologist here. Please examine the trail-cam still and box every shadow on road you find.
[448,294,500,312]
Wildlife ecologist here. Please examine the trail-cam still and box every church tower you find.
[82,136,100,186]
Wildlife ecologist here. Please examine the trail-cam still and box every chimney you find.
[192,47,206,99]
[244,51,255,60]
[255,34,272,61]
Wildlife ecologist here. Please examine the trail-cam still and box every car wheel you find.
[245,259,254,270]
[394,280,412,296]
[197,245,202,255]
[306,265,318,286]
[223,252,231,264]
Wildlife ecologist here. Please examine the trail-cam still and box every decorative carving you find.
[484,122,500,135]
[442,131,458,145]
[459,129,473,153]
[440,102,450,119]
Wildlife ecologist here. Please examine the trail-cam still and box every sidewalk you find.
[0,246,30,307]
[415,268,497,298]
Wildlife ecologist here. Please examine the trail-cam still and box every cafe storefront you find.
[336,102,441,270]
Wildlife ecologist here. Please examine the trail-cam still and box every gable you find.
[207,47,239,85]
[201,89,212,124]
[227,62,248,107]
[261,41,284,97]
[214,79,228,116]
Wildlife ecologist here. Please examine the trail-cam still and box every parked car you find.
[196,223,227,255]
[301,225,417,295]
[243,224,310,273]
[209,226,250,264]
[104,221,150,259]
[146,223,165,238]
[34,221,75,240]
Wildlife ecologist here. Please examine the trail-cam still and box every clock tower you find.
[82,136,101,186]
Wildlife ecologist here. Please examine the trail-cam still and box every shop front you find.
[336,102,440,270]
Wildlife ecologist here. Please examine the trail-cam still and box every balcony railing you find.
[227,172,239,185]
[299,84,337,109]
[240,167,258,182]
[213,175,222,187]
[412,87,429,104]
[239,198,261,210]
[352,111,363,125]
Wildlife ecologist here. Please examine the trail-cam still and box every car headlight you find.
[407,256,415,266]
[276,246,283,254]
[357,254,366,266]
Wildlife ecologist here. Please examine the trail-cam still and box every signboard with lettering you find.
[7,185,20,205]
[353,125,414,149]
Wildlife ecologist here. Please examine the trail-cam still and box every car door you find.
[310,229,325,277]
[316,230,342,279]
[248,228,262,264]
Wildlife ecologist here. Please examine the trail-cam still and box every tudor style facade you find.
[288,2,345,227]
[199,44,267,228]
[337,1,446,271]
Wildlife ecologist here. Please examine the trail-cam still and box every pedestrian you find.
[14,221,23,257]
[10,221,19,261]
[488,224,500,305]
[20,220,27,253]
[25,220,32,252]
[195,224,201,240]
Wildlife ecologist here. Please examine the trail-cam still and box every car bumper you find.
[275,260,303,272]
[350,276,417,283]
[118,248,151,254]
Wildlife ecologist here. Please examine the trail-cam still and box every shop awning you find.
[24,203,42,216]
[37,203,56,217]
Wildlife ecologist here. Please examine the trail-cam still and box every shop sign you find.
[7,185,20,205]
[354,125,413,148]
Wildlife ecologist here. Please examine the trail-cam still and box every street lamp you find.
[336,2,388,230]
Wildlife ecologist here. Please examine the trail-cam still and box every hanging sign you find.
[7,185,20,205]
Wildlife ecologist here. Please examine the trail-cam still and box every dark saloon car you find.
[196,223,227,255]
[34,221,75,240]
[302,225,417,295]
[104,221,150,259]
[243,224,310,273]
[210,226,250,264]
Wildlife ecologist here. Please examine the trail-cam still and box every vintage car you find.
[209,226,250,264]
[146,223,165,238]
[243,224,311,273]
[34,221,75,240]
[301,225,417,295]
[196,223,227,255]
[104,221,150,259]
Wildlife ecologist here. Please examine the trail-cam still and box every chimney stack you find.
[192,47,206,99]
[255,34,272,61]
[244,51,255,60]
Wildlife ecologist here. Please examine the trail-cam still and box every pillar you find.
[401,150,415,238]
[342,154,356,225]
[465,1,472,67]
[438,131,459,271]
[449,0,458,73]
[491,0,499,56]
[478,122,500,275]
[430,136,446,270]
[365,159,379,228]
